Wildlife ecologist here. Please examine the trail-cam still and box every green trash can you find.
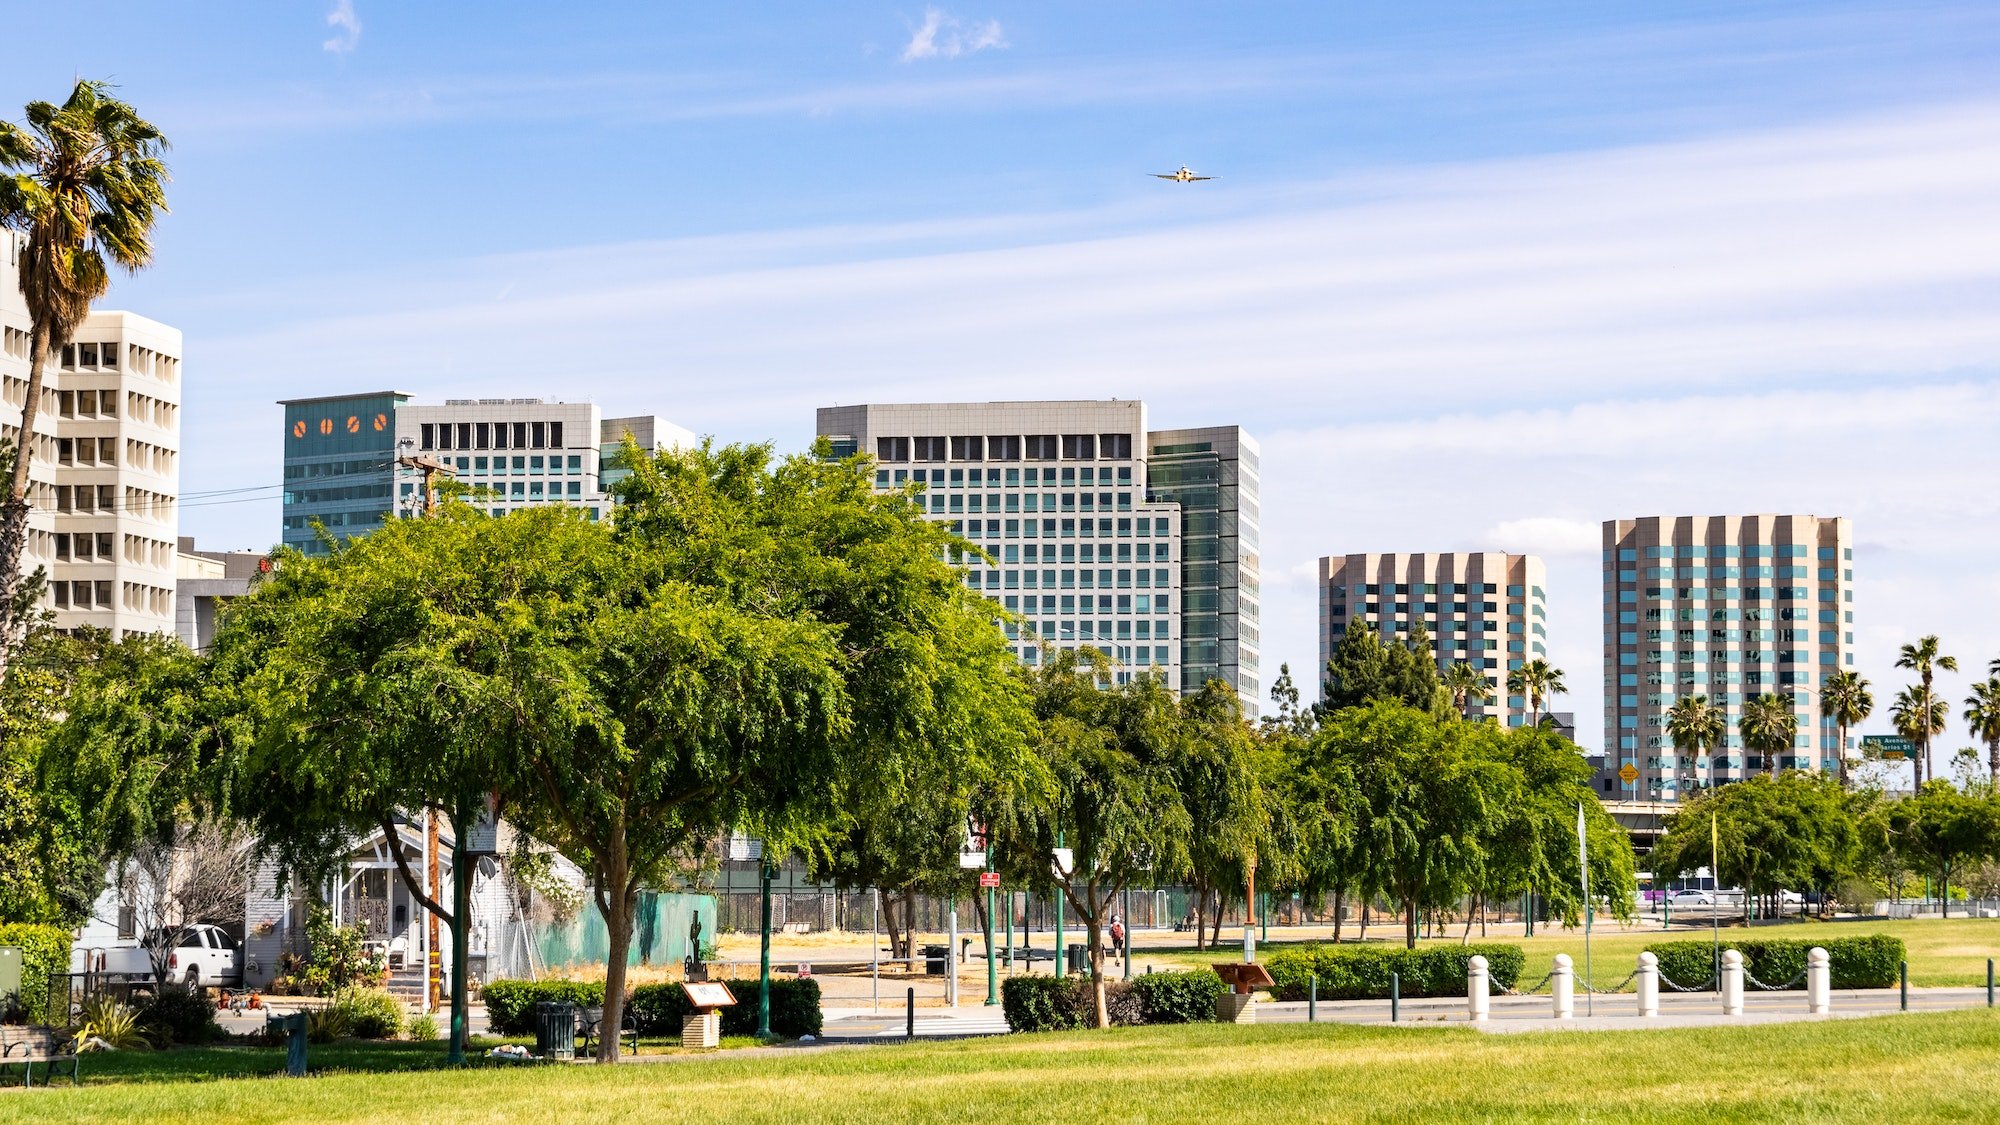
[534,1001,577,1061]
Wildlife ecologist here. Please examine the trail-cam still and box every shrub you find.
[330,987,404,1039]
[299,908,387,995]
[0,922,71,1025]
[1643,935,1904,990]
[306,1004,351,1044]
[75,996,148,1050]
[998,976,1142,1031]
[480,979,607,1036]
[137,986,221,1046]
[406,1013,438,1041]
[1133,969,1227,1023]
[1265,943,1525,1001]
[628,978,822,1039]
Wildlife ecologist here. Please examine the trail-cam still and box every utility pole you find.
[396,438,451,517]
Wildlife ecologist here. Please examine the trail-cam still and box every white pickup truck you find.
[70,924,245,990]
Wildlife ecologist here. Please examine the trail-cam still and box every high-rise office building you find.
[1147,427,1262,709]
[1601,514,1854,801]
[1,231,182,638]
[1318,553,1547,725]
[816,401,1261,715]
[280,394,692,553]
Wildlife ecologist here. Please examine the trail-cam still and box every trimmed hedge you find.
[1265,943,1526,1001]
[629,978,822,1039]
[999,976,1145,1032]
[137,985,222,1045]
[0,923,71,1025]
[1133,969,1227,1024]
[1644,935,1904,991]
[480,979,605,1035]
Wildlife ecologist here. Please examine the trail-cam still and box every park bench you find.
[1,1025,80,1088]
[576,1006,637,1058]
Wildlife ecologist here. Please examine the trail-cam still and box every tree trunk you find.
[1404,899,1418,950]
[1189,878,1207,950]
[1461,894,1475,945]
[1208,890,1223,949]
[901,889,918,962]
[1359,901,1368,942]
[448,808,474,1062]
[1087,910,1108,1029]
[1479,892,1488,938]
[1331,889,1344,944]
[0,324,52,688]
[599,880,637,1062]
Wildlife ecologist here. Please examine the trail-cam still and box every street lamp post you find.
[1053,832,1066,979]
[757,858,773,1039]
[983,848,998,1006]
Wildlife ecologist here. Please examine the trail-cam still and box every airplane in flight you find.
[1151,166,1214,183]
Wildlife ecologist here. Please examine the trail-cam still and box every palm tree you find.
[1443,661,1494,718]
[1739,693,1800,777]
[1819,671,1874,789]
[1664,695,1725,799]
[1506,659,1566,728]
[1963,677,2000,791]
[1895,636,1957,788]
[0,81,168,686]
[1890,686,1947,793]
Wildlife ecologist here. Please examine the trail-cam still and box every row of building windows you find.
[1013,618,1172,641]
[419,420,566,452]
[1016,644,1172,667]
[956,517,1171,540]
[1619,588,1850,604]
[1625,566,1851,581]
[968,542,1171,564]
[1627,606,1843,623]
[426,454,587,475]
[1607,544,1847,560]
[882,466,1136,488]
[1631,627,1847,642]
[961,568,1172,591]
[401,480,585,500]
[876,433,1135,463]
[57,342,178,384]
[1337,601,1501,615]
[282,509,389,531]
[920,491,1138,515]
[1,326,26,360]
[1332,582,1521,596]
[48,578,169,615]
[50,532,171,568]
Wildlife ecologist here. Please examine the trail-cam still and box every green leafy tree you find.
[1651,774,1859,916]
[1317,624,1448,718]
[1171,679,1267,950]
[0,627,113,923]
[1878,782,2000,918]
[1962,677,2000,791]
[1479,724,1636,937]
[511,440,1032,1057]
[1896,636,1958,788]
[993,651,1190,1027]
[1664,694,1725,799]
[1820,671,1873,788]
[1506,659,1565,728]
[1739,693,1801,778]
[0,81,169,687]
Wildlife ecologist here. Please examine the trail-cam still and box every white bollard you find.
[1636,951,1659,1018]
[1807,946,1830,1015]
[1552,953,1574,1019]
[1468,955,1490,1022]
[1721,949,1744,1016]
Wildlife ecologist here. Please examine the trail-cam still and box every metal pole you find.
[984,856,998,1006]
[1122,887,1132,982]
[757,859,773,1038]
[1987,959,1993,1007]
[1309,974,1317,1023]
[871,889,880,1013]
[1900,961,1908,1011]
[906,986,915,1040]
[1390,972,1400,1023]
[947,897,959,1008]
[1054,833,1066,980]
[1005,891,1014,974]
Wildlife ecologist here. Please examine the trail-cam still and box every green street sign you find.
[1861,734,1916,760]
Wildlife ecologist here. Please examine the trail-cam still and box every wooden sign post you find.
[681,981,737,1050]
[1211,961,1275,1025]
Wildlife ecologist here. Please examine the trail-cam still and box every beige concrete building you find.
[1601,514,1854,801]
[817,400,1261,714]
[1318,552,1547,725]
[0,231,182,638]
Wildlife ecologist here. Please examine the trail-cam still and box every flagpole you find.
[1578,802,1592,1017]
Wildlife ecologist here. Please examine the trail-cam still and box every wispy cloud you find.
[323,0,361,55]
[901,8,1008,62]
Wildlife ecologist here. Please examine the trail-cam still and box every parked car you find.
[1668,890,1715,907]
[69,924,243,989]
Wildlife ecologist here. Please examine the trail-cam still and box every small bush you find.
[330,987,403,1039]
[1644,935,1904,990]
[1265,943,1525,1001]
[480,979,606,1036]
[137,986,221,1046]
[405,1013,438,1042]
[0,923,71,1025]
[1134,969,1226,1023]
[999,976,1142,1031]
[306,1005,351,1044]
[76,996,148,1050]
[628,978,822,1039]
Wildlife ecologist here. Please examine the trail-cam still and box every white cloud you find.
[323,0,361,55]
[901,8,1008,62]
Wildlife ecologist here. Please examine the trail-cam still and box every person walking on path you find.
[1109,916,1126,962]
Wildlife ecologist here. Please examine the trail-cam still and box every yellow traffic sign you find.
[1618,763,1639,784]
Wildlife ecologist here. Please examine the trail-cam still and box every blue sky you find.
[12,1,2000,753]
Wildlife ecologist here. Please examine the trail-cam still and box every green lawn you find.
[6,1012,2000,1122]
[1137,916,2000,990]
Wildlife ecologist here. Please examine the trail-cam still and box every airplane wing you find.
[1150,173,1177,179]
[1189,175,1214,181]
